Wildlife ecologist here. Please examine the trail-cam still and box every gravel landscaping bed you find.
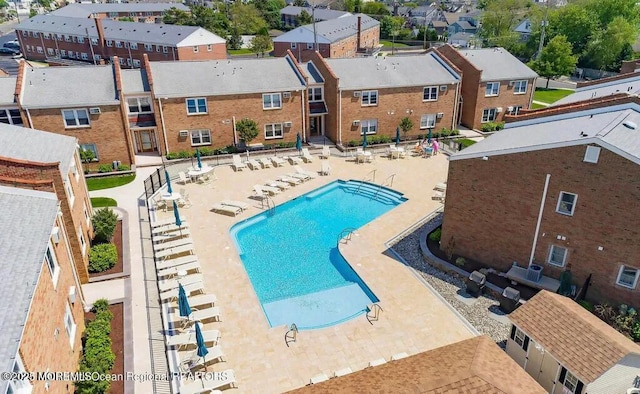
[390,220,511,347]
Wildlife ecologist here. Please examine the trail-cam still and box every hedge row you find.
[166,142,298,160]
[76,299,115,393]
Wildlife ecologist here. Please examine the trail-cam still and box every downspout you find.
[529,174,551,267]
[58,210,87,306]
[452,81,461,129]
[25,107,34,128]
[528,77,536,109]
[157,98,169,155]
[338,88,342,145]
[232,116,237,145]
[300,89,306,143]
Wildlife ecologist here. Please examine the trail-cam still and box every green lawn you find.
[86,174,135,191]
[531,102,547,109]
[533,88,574,104]
[380,40,409,48]
[228,48,256,55]
[90,197,117,208]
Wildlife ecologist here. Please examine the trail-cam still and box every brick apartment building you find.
[49,2,189,23]
[0,123,94,284]
[0,185,86,394]
[436,44,537,130]
[273,14,380,62]
[16,14,226,67]
[552,70,640,107]
[308,51,462,144]
[441,95,640,306]
[280,6,351,29]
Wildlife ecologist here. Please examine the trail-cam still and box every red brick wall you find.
[472,79,535,129]
[20,215,85,393]
[436,44,480,129]
[274,42,332,62]
[308,52,339,143]
[176,44,227,61]
[441,145,640,305]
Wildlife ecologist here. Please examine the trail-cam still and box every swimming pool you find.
[230,180,407,329]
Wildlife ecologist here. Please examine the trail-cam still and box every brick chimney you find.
[357,15,362,50]
[94,17,105,48]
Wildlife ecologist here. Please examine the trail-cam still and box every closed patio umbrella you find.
[196,149,202,169]
[427,128,433,144]
[395,127,401,146]
[296,133,302,154]
[362,131,368,150]
[173,201,182,227]
[177,284,192,318]
[196,322,209,371]
[557,269,573,297]
[165,169,173,194]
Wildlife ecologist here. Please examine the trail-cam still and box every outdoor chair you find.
[178,172,192,184]
[178,370,236,394]
[259,158,272,168]
[166,326,221,349]
[294,165,318,179]
[247,158,261,170]
[220,200,250,211]
[301,148,314,163]
[320,162,331,176]
[178,345,225,373]
[232,154,247,171]
[270,156,285,167]
[211,204,242,216]
[320,146,330,159]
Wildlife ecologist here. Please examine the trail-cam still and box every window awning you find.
[309,102,328,115]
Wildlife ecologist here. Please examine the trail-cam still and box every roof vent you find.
[623,120,637,130]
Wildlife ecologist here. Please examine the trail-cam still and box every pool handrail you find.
[336,227,357,246]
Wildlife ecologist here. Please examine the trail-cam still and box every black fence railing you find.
[143,168,168,200]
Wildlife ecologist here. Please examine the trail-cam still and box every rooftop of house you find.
[324,52,460,90]
[302,62,324,84]
[0,185,60,394]
[514,18,532,34]
[442,12,460,25]
[450,98,640,166]
[509,290,640,383]
[449,32,475,41]
[148,56,306,98]
[17,15,225,46]
[0,122,78,174]
[21,64,119,108]
[430,20,449,27]
[0,76,17,106]
[49,2,188,18]
[451,20,477,30]
[287,336,545,393]
[554,72,640,106]
[273,14,379,45]
[280,5,351,20]
[458,47,538,81]
[120,68,151,94]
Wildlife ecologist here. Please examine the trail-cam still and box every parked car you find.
[3,41,20,50]
[0,47,20,55]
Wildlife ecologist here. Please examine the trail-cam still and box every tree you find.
[91,208,118,244]
[227,27,243,50]
[254,0,286,29]
[399,117,413,137]
[478,0,533,48]
[229,2,268,35]
[547,5,598,55]
[584,17,637,71]
[529,35,577,88]
[297,9,313,26]
[583,0,640,29]
[293,0,306,6]
[163,7,193,25]
[361,2,389,16]
[0,0,8,9]
[236,118,259,147]
[79,148,95,163]
[250,35,272,57]
[29,8,38,17]
[192,5,231,37]
[380,16,404,39]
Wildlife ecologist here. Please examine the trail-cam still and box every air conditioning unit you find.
[68,286,76,304]
[439,85,448,91]
[283,121,292,128]
[353,91,361,98]
[507,106,514,112]
[179,130,189,137]
[51,227,60,244]
[436,112,444,119]
[509,81,515,86]
[283,92,291,98]
[352,120,360,126]
[496,107,503,113]
[89,107,101,115]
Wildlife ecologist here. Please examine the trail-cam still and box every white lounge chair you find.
[178,345,225,373]
[333,367,353,377]
[155,255,199,271]
[265,180,290,190]
[277,175,302,185]
[173,306,222,326]
[232,154,247,171]
[152,197,167,212]
[286,172,310,182]
[432,191,445,201]
[294,165,318,179]
[254,184,278,197]
[434,182,447,192]
[175,293,217,309]
[259,158,272,168]
[320,162,331,176]
[153,238,193,252]
[301,148,314,163]
[178,172,192,185]
[309,373,329,384]
[166,325,221,349]
[152,222,189,235]
[153,229,191,244]
[211,204,242,216]
[368,358,387,367]
[287,156,303,165]
[158,273,203,293]
[157,260,201,278]
[151,217,188,229]
[247,158,261,170]
[261,184,280,195]
[159,281,204,301]
[155,244,194,260]
[270,156,285,167]
[220,200,250,211]
[391,352,409,360]
[320,146,330,159]
[178,369,236,394]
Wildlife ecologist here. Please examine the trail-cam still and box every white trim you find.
[547,244,568,267]
[583,146,600,163]
[264,123,283,139]
[360,119,378,135]
[422,86,438,102]
[262,93,283,110]
[616,265,639,289]
[126,96,153,115]
[556,191,577,216]
[64,302,77,349]
[513,80,528,94]
[44,242,60,289]
[485,82,500,97]
[190,129,211,146]
[361,90,378,106]
[62,108,90,129]
[185,97,207,115]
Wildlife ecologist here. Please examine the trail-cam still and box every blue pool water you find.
[230,180,407,329]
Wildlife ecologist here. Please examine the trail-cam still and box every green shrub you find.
[455,257,466,267]
[116,164,130,171]
[97,164,112,173]
[481,123,495,133]
[76,302,115,394]
[79,149,95,163]
[578,300,593,312]
[93,299,110,313]
[632,320,640,342]
[89,243,117,273]
[495,122,505,131]
[198,147,214,156]
[428,228,442,242]
[347,140,359,147]
[92,208,118,243]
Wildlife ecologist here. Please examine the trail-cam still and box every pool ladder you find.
[372,174,396,199]
[354,170,377,194]
[336,227,357,246]
[263,196,275,215]
[366,303,383,325]
[285,323,298,347]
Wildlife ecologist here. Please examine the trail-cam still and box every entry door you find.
[136,130,157,152]
[537,353,560,393]
[310,117,323,136]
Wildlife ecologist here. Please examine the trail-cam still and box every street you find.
[0,22,19,75]
[535,77,577,90]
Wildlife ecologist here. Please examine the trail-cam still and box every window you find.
[7,355,32,393]
[513,80,527,94]
[79,143,98,160]
[84,204,90,225]
[145,44,153,51]
[616,265,639,289]
[108,12,118,18]
[509,326,529,351]
[78,226,86,255]
[308,87,323,102]
[81,53,88,60]
[262,93,282,110]
[90,38,98,45]
[361,90,378,106]
[115,41,123,48]
[584,146,600,163]
[64,303,77,348]
[22,30,27,37]
[47,48,54,56]
[60,50,66,57]
[306,43,314,50]
[119,57,125,65]
[485,82,500,96]
[190,129,211,146]
[361,119,378,135]
[156,45,161,52]
[511,105,523,115]
[559,368,583,394]
[62,109,90,128]
[65,179,75,206]
[127,97,152,114]
[548,245,568,267]
[77,36,84,44]
[37,46,43,54]
[193,46,199,53]
[186,98,207,114]
[163,46,168,53]
[106,40,113,47]
[130,42,138,50]
[133,59,141,68]
[481,108,497,123]
[94,54,101,61]
[264,123,284,139]
[423,86,438,101]
[43,33,50,39]
[0,109,23,125]
[26,45,31,52]
[207,44,212,52]
[44,243,60,286]
[556,192,577,216]
[291,42,297,49]
[420,114,436,129]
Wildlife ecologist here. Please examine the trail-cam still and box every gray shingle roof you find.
[0,185,59,394]
[21,64,119,108]
[554,73,640,106]
[0,122,77,174]
[451,103,640,165]
[280,6,351,20]
[0,76,17,106]
[274,14,378,45]
[452,20,476,30]
[121,69,151,94]
[325,52,460,90]
[149,57,306,97]
[17,15,225,46]
[458,47,538,81]
[50,2,188,18]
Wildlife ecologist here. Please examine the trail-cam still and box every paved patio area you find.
[153,151,476,392]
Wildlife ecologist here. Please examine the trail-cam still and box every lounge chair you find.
[391,352,409,360]
[220,200,250,211]
[232,154,247,171]
[261,185,280,195]
[333,367,353,377]
[152,197,167,212]
[173,306,222,326]
[178,345,225,373]
[155,255,199,271]
[265,180,290,190]
[158,273,203,293]
[294,165,318,179]
[175,293,217,309]
[309,373,329,385]
[155,244,195,260]
[368,358,387,367]
[178,172,192,185]
[320,162,331,176]
[301,148,314,163]
[259,158,272,168]
[152,222,189,235]
[286,172,310,182]
[246,158,261,170]
[277,175,302,185]
[157,260,201,278]
[152,229,192,244]
[178,369,236,394]
[320,146,330,159]
[166,327,221,349]
[287,156,303,165]
[434,182,447,192]
[153,238,194,252]
[254,184,278,197]
[432,191,445,201]
[253,185,268,200]
[270,156,285,167]
[151,217,188,229]
[159,281,204,301]
[211,204,242,216]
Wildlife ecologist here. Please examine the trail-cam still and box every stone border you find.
[88,207,131,282]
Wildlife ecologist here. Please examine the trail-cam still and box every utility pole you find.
[536,0,551,60]
[312,5,318,51]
